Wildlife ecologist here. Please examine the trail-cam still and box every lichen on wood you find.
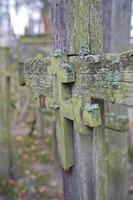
[18,55,52,96]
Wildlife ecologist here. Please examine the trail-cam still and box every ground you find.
[0,115,63,200]
[0,108,133,199]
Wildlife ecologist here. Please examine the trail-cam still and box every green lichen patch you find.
[104,53,120,64]
[79,44,90,59]
[53,49,64,58]
[83,103,99,112]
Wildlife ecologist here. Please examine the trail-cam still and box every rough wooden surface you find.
[102,1,131,199]
[52,1,108,200]
[111,0,132,52]
[21,50,133,106]
[52,0,91,53]
[105,128,128,200]
[102,0,113,53]
[71,51,133,106]
[0,48,12,180]
[102,0,132,53]
[19,56,52,93]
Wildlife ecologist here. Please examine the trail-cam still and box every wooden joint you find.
[61,100,73,120]
[60,63,75,83]
[82,104,102,128]
[73,96,90,135]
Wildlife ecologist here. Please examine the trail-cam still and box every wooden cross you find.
[18,49,133,170]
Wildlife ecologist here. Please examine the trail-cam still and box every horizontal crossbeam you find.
[19,50,133,106]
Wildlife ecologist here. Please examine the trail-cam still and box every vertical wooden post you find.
[35,107,44,138]
[0,48,12,180]
[102,0,132,53]
[102,1,132,199]
[111,0,132,52]
[52,1,108,199]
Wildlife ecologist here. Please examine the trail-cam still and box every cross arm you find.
[18,50,133,106]
[71,50,133,106]
[18,55,52,97]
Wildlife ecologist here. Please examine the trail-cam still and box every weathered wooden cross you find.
[18,48,133,170]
